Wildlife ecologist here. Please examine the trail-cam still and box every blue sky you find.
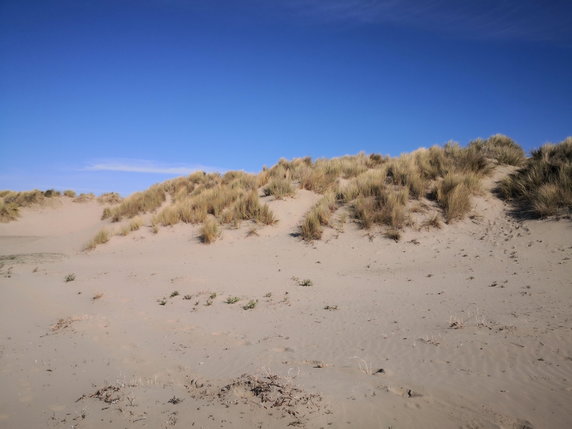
[1,0,571,195]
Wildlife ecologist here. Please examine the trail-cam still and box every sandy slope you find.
[1,172,571,429]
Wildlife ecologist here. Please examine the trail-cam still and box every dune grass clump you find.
[200,216,220,244]
[97,192,122,205]
[436,173,481,222]
[468,134,526,166]
[0,200,19,222]
[300,192,337,241]
[84,228,110,251]
[63,190,76,198]
[0,189,64,222]
[118,216,143,236]
[353,188,409,229]
[73,193,95,202]
[102,186,165,221]
[152,173,276,231]
[263,176,295,199]
[498,138,572,217]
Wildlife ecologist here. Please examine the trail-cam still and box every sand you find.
[1,171,571,428]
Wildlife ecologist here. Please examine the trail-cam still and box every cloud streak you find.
[283,0,572,43]
[84,160,223,175]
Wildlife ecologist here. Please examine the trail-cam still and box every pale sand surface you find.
[1,173,571,428]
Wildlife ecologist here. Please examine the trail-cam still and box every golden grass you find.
[73,193,95,202]
[499,138,572,217]
[200,216,220,244]
[97,192,122,204]
[102,186,165,221]
[63,190,76,198]
[469,134,525,166]
[436,173,481,222]
[263,176,295,199]
[300,192,337,241]
[118,216,143,236]
[0,189,63,222]
[82,134,535,241]
[84,228,110,251]
[0,200,19,222]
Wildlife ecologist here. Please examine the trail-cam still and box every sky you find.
[1,0,571,195]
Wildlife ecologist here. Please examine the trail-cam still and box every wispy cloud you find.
[84,159,223,175]
[284,0,572,43]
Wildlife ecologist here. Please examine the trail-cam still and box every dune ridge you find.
[0,136,571,428]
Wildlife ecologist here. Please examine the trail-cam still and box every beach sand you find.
[1,170,571,428]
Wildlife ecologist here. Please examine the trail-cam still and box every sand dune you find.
[1,167,571,428]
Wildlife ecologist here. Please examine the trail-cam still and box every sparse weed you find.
[385,229,401,241]
[225,296,240,304]
[65,273,76,282]
[242,299,258,310]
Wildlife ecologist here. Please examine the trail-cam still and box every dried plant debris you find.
[186,372,327,422]
[76,385,121,404]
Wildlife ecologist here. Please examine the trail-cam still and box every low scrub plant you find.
[242,299,258,310]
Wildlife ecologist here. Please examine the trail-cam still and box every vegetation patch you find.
[498,138,572,217]
[84,229,110,251]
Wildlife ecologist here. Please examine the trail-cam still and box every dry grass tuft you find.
[0,189,63,222]
[84,229,110,251]
[102,186,165,221]
[63,190,76,198]
[0,200,19,222]
[73,193,95,202]
[153,173,276,230]
[118,216,143,236]
[300,192,337,241]
[436,173,481,222]
[469,134,526,166]
[499,137,572,217]
[385,229,401,241]
[263,176,295,199]
[200,216,220,244]
[97,192,122,205]
[421,214,442,229]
